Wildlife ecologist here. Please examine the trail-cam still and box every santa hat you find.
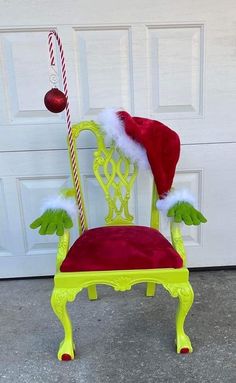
[97,109,195,214]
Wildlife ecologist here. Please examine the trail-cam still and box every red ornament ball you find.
[44,88,67,113]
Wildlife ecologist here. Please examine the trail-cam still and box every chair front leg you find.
[51,287,78,361]
[164,282,194,353]
[175,282,194,353]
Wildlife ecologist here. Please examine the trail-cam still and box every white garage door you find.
[0,0,236,277]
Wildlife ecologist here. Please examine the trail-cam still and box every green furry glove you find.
[167,202,207,226]
[30,209,73,236]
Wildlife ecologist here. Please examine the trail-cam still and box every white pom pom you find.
[40,195,77,218]
[97,108,149,169]
[156,189,196,215]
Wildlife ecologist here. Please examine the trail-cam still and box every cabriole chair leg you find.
[51,287,76,361]
[164,281,194,353]
[175,282,194,353]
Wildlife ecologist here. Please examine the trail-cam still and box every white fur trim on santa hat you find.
[156,189,196,215]
[40,195,77,218]
[96,108,149,169]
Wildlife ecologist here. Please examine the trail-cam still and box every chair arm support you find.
[170,222,186,267]
[56,230,70,271]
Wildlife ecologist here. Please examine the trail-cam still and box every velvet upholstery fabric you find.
[60,226,183,272]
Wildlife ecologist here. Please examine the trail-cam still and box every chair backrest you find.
[69,121,160,231]
[68,120,186,266]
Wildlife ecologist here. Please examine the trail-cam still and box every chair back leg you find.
[87,285,98,300]
[146,282,156,297]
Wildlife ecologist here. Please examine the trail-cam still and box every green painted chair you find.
[51,120,194,361]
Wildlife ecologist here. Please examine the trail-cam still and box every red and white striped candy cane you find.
[48,30,86,233]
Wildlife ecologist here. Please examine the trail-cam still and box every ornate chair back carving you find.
[70,121,140,227]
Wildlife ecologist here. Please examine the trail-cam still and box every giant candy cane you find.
[46,30,86,233]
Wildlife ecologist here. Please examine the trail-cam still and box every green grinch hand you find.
[167,202,207,226]
[30,209,73,236]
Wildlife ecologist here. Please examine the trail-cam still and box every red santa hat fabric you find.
[97,109,195,214]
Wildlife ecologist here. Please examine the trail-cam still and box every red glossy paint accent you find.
[61,353,72,361]
[180,348,189,354]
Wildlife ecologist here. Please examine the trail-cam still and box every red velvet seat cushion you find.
[60,226,183,272]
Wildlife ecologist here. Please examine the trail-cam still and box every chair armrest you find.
[170,222,186,267]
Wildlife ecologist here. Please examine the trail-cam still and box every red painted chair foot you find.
[61,353,72,361]
[180,348,189,354]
